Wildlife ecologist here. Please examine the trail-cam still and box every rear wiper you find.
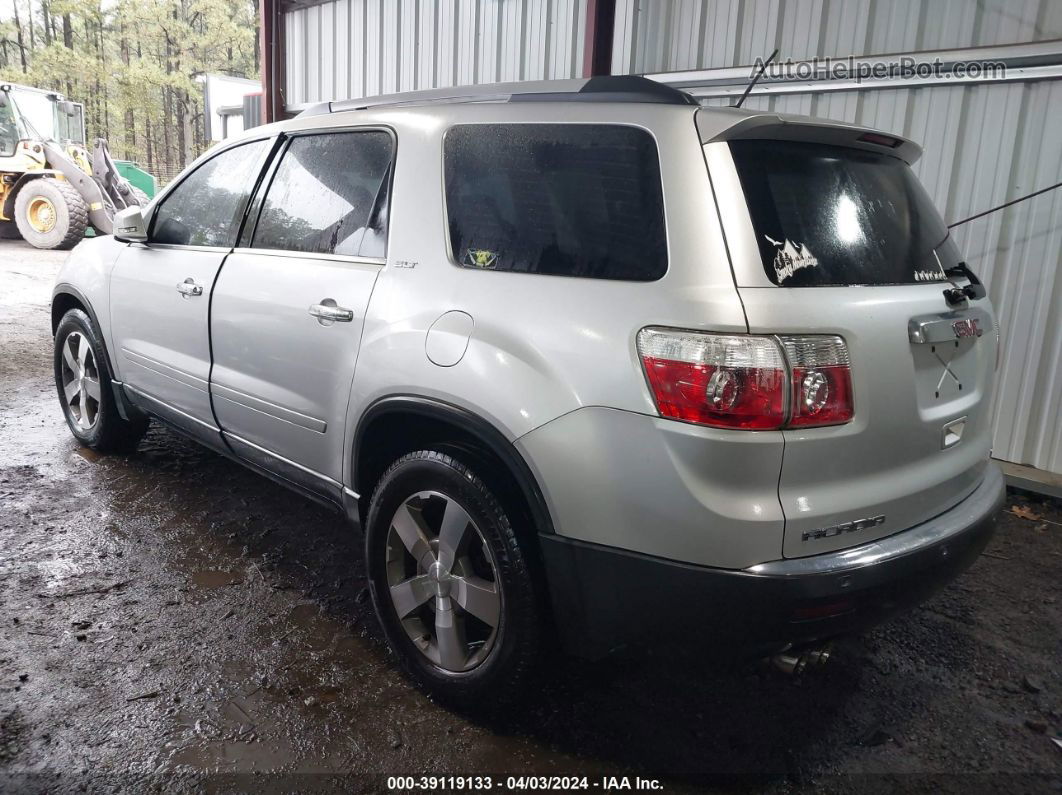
[943,262,986,305]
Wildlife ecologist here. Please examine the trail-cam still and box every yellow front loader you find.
[0,83,148,250]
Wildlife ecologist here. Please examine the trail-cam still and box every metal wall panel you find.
[612,0,1062,74]
[622,1,1062,474]
[284,0,588,108]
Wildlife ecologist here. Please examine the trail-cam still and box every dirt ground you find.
[0,238,1060,793]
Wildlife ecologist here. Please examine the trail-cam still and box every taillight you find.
[637,329,786,429]
[780,336,854,427]
[637,328,854,430]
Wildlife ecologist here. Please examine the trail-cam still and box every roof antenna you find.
[734,48,779,108]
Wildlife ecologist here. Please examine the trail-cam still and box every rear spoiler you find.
[695,108,922,165]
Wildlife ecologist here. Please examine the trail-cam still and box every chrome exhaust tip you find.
[770,643,832,675]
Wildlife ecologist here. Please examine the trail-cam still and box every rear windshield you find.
[444,124,667,281]
[730,140,960,286]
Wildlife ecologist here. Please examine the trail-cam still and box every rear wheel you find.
[54,309,147,452]
[365,450,543,705]
[15,177,88,250]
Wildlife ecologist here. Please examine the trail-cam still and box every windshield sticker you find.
[466,248,498,269]
[765,235,819,283]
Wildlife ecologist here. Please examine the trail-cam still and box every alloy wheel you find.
[60,331,101,431]
[385,490,502,672]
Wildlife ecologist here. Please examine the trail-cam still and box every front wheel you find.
[365,450,543,704]
[54,309,147,452]
[14,178,88,250]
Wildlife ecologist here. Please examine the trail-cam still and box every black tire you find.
[14,177,88,250]
[365,450,543,705]
[54,309,148,452]
[0,220,21,239]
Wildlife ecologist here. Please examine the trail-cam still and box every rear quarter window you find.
[730,139,960,286]
[444,124,667,281]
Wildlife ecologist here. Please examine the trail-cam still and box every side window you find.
[151,140,267,247]
[444,124,668,281]
[0,94,17,157]
[251,131,393,257]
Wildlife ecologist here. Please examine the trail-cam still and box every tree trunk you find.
[13,0,29,73]
[145,116,154,177]
[42,1,52,46]
[252,0,260,75]
[96,2,109,146]
[182,91,195,165]
[175,88,187,170]
[192,98,203,156]
[28,0,36,52]
[84,17,97,133]
[121,26,136,161]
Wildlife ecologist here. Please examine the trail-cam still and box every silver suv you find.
[51,76,1004,702]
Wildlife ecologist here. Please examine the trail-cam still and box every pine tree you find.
[0,0,259,183]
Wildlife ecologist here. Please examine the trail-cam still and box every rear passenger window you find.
[444,124,667,281]
[252,131,392,257]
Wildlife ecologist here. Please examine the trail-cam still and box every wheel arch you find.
[51,284,116,379]
[352,395,557,539]
[2,170,63,218]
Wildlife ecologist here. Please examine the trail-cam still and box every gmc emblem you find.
[952,318,984,338]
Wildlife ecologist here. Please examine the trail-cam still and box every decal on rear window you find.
[765,235,819,284]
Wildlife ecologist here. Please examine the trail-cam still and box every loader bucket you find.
[41,140,115,234]
[114,161,156,198]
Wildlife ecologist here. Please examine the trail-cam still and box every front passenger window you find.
[251,131,393,257]
[152,140,267,247]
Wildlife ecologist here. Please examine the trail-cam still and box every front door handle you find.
[309,299,354,325]
[176,278,203,298]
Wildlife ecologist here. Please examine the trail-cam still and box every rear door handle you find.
[176,278,203,297]
[309,300,354,325]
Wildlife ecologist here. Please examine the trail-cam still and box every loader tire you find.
[14,177,89,250]
[0,220,21,239]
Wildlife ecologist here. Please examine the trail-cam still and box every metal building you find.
[260,0,1062,486]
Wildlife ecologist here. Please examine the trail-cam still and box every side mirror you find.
[114,206,148,243]
[57,100,77,117]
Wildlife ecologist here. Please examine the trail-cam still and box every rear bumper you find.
[540,463,1005,659]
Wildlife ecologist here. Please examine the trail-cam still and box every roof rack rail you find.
[297,75,696,117]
